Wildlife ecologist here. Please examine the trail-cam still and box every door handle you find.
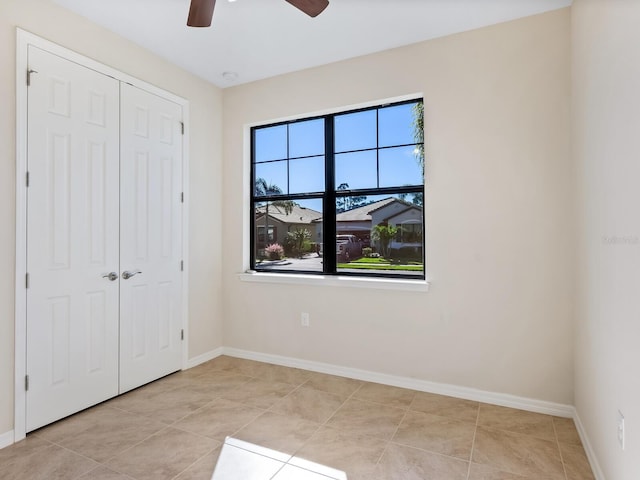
[122,270,142,280]
[102,272,118,281]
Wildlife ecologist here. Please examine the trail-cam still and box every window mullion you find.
[323,116,336,274]
[376,108,380,189]
[288,125,293,195]
[250,128,257,270]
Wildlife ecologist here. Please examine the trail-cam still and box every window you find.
[251,99,424,279]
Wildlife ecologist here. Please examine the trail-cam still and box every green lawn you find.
[338,257,423,271]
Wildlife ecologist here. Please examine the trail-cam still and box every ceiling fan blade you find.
[187,0,216,27]
[285,0,329,18]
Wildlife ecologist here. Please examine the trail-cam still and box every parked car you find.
[336,234,362,262]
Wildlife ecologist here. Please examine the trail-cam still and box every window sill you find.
[238,271,429,292]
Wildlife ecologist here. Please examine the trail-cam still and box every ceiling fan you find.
[187,0,330,27]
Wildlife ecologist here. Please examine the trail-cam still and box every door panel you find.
[26,46,120,431]
[119,83,183,393]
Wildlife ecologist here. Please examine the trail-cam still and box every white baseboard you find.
[185,347,225,369]
[0,430,14,449]
[573,409,606,480]
[222,347,574,418]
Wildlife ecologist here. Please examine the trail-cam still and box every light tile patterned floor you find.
[0,356,596,480]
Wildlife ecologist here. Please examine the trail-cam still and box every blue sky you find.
[254,101,423,197]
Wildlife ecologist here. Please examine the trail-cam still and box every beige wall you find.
[222,10,574,404]
[0,0,224,435]
[573,1,640,478]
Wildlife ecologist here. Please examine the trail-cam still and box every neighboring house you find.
[255,203,322,248]
[334,198,396,242]
[369,199,423,254]
[333,197,423,254]
[255,198,422,254]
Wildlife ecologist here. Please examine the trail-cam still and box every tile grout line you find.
[106,423,224,479]
[552,418,570,480]
[221,368,316,449]
[30,407,171,471]
[372,391,416,466]
[275,377,369,463]
[37,442,106,480]
[97,425,175,473]
[169,444,221,480]
[243,373,319,462]
[465,403,481,480]
[169,367,273,479]
[166,394,227,427]
[319,378,365,426]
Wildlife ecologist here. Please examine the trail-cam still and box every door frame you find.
[14,29,191,442]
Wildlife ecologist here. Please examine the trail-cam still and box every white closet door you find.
[119,83,184,393]
[26,46,120,431]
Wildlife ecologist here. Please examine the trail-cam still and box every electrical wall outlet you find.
[617,410,625,450]
[301,312,310,327]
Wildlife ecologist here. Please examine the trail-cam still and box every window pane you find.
[251,99,425,279]
[378,103,418,147]
[290,156,324,194]
[254,125,287,162]
[334,110,376,153]
[254,199,324,273]
[255,161,288,196]
[289,119,324,158]
[379,146,424,188]
[336,194,423,276]
[335,150,377,190]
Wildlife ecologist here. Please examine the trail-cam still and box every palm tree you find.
[412,101,424,175]
[255,178,294,253]
[371,223,398,259]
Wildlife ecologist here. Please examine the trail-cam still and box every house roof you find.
[335,197,421,222]
[383,205,422,223]
[255,203,322,224]
[334,198,396,222]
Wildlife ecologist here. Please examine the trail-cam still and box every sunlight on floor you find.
[212,437,348,480]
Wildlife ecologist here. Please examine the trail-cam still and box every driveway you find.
[256,253,323,272]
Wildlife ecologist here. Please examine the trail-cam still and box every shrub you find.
[265,243,284,260]
[390,246,423,262]
[283,228,312,257]
[362,247,373,257]
[302,239,314,253]
[282,235,296,256]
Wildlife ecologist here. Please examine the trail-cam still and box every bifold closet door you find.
[119,83,184,393]
[25,46,121,431]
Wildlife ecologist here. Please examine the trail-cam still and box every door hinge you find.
[25,273,30,289]
[180,260,184,272]
[180,122,184,135]
[25,375,29,391]
[26,171,30,187]
[27,69,38,87]
[181,329,184,341]
[180,192,184,203]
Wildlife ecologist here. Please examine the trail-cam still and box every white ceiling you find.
[51,0,572,88]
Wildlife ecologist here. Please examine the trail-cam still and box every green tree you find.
[399,191,424,207]
[409,101,425,207]
[336,183,368,213]
[286,228,312,257]
[371,223,398,258]
[255,178,294,251]
[412,101,424,175]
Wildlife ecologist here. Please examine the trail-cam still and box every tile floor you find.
[0,356,596,480]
